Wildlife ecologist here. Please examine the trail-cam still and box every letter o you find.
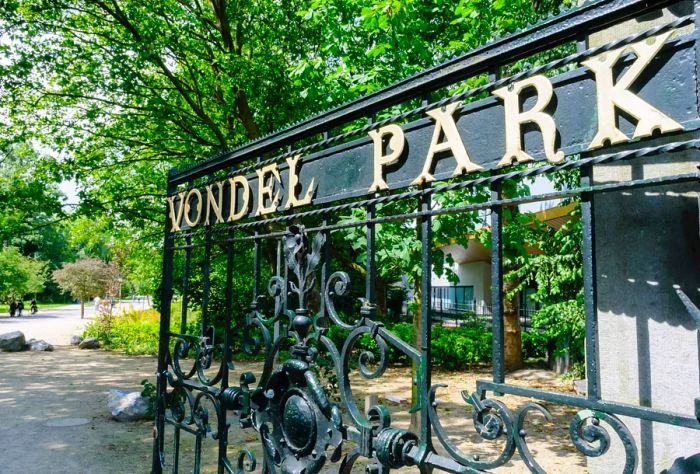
[184,188,203,228]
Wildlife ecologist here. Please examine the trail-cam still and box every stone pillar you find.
[588,3,700,472]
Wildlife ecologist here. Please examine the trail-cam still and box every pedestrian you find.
[17,300,24,317]
[9,300,17,317]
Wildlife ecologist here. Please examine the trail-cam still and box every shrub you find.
[324,322,492,370]
[83,307,199,355]
[430,325,492,369]
[522,330,549,360]
[532,298,585,363]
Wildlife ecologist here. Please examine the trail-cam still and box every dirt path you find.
[0,348,155,474]
[0,348,586,473]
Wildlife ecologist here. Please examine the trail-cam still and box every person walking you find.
[17,300,24,317]
[9,300,17,317]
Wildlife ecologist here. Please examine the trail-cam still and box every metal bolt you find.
[592,418,600,426]
[519,429,527,437]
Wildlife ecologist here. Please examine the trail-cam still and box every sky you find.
[58,180,79,207]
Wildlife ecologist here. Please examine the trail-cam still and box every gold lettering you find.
[228,175,251,222]
[255,164,282,216]
[411,102,482,186]
[368,124,405,192]
[184,189,202,228]
[285,155,316,209]
[582,31,683,149]
[167,191,187,232]
[205,182,225,225]
[493,75,564,166]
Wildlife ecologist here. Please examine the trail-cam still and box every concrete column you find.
[588,3,700,472]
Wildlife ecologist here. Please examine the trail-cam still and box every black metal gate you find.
[153,0,700,472]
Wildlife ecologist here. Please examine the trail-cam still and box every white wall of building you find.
[432,245,492,309]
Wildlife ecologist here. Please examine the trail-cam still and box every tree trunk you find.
[502,197,523,371]
[80,299,84,319]
[410,281,422,433]
[503,278,523,370]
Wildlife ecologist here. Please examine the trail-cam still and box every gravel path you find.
[0,348,155,474]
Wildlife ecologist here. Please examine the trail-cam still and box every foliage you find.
[521,330,549,360]
[53,257,119,303]
[326,322,495,370]
[0,143,66,248]
[140,379,157,420]
[83,309,162,355]
[532,297,585,362]
[0,246,47,301]
[505,204,583,304]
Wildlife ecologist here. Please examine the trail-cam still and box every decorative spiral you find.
[324,272,355,330]
[343,326,388,380]
[234,449,256,473]
[192,390,223,439]
[428,386,516,471]
[569,409,637,474]
[513,403,553,474]
[168,386,193,424]
[171,336,197,380]
[195,342,225,386]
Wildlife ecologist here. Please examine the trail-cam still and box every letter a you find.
[493,75,564,166]
[582,31,683,149]
[411,102,482,186]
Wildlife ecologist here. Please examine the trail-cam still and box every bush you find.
[532,298,585,363]
[522,330,549,360]
[324,322,492,370]
[83,306,199,355]
[83,309,161,354]
[431,325,492,369]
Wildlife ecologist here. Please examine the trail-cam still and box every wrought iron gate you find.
[153,0,700,472]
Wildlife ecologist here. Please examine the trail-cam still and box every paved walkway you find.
[0,300,152,346]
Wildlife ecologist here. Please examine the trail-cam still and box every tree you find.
[53,258,115,318]
[0,246,48,302]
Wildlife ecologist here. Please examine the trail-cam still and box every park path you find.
[0,348,155,474]
[0,299,152,346]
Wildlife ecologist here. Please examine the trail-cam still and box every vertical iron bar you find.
[581,166,600,400]
[320,216,330,323]
[366,203,376,303]
[253,231,261,299]
[419,191,433,448]
[180,236,191,334]
[194,433,202,474]
[366,112,377,304]
[218,230,235,474]
[173,427,180,473]
[152,175,177,474]
[490,178,505,385]
[275,240,281,342]
[576,31,600,401]
[202,230,211,340]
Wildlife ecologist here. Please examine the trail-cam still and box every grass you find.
[0,302,72,313]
